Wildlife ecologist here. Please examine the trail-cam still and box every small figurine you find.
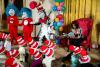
[18,46,25,62]
[5,57,23,67]
[6,3,19,44]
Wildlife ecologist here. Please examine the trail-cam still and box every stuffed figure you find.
[39,45,55,67]
[20,7,34,42]
[6,3,19,44]
[29,48,42,67]
[5,57,23,67]
[18,46,25,62]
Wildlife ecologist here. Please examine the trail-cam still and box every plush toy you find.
[29,48,42,67]
[18,46,25,62]
[39,45,55,67]
[20,7,34,42]
[5,57,23,67]
[6,3,19,44]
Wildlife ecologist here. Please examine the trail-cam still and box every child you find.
[6,3,19,44]
[20,7,34,42]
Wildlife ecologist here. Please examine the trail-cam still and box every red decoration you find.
[29,1,37,9]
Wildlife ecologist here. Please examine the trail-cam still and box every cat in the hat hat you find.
[6,3,19,44]
[39,45,55,67]
[5,57,23,67]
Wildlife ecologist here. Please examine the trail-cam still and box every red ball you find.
[29,1,37,9]
[69,45,75,51]
[57,14,63,20]
[80,49,87,56]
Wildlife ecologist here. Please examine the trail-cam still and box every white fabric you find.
[24,20,28,25]
[42,56,55,67]
[4,40,11,51]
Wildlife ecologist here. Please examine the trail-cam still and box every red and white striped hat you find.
[16,36,26,46]
[45,40,56,49]
[39,45,54,57]
[29,48,42,60]
[0,33,10,39]
[79,49,91,63]
[73,47,81,55]
[69,45,81,55]
[0,46,5,54]
[6,49,19,57]
[36,2,44,12]
[5,57,22,67]
[28,38,39,48]
[79,55,91,63]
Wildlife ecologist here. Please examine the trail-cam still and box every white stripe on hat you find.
[17,37,22,42]
[12,50,16,55]
[19,40,24,44]
[29,39,34,45]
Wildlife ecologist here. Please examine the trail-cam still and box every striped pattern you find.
[29,48,42,60]
[28,38,39,48]
[17,36,26,46]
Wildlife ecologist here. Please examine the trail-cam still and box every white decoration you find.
[4,39,11,51]
[18,46,25,62]
[24,20,28,25]
[42,56,55,67]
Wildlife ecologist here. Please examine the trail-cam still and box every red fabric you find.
[29,1,37,9]
[22,18,33,41]
[39,16,48,24]
[7,16,19,42]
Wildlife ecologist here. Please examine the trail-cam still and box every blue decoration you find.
[20,7,32,18]
[52,6,57,11]
[54,0,64,2]
[56,39,60,44]
[54,26,59,31]
[57,22,62,27]
[53,22,57,27]
[6,3,19,16]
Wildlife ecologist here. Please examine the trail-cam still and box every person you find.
[68,21,84,47]
[20,7,34,42]
[6,3,19,44]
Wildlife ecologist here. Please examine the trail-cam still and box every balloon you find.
[55,18,59,22]
[57,6,62,11]
[53,22,57,26]
[52,6,57,11]
[62,6,66,12]
[29,1,37,9]
[55,2,59,6]
[57,14,63,20]
[59,26,63,31]
[60,2,64,6]
[60,19,64,23]
[57,22,62,27]
[55,26,59,30]
[54,0,64,2]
